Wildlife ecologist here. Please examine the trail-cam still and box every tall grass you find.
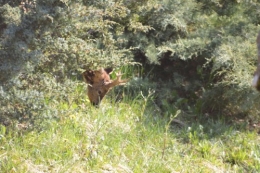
[0,66,259,172]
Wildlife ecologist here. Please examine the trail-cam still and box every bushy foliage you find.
[0,0,133,124]
[123,0,260,120]
[1,0,260,126]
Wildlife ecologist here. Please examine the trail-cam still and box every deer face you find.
[83,68,128,106]
[86,83,110,106]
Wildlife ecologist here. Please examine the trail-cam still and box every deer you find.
[252,32,260,91]
[82,68,128,106]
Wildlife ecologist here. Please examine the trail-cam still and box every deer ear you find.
[83,70,94,84]
[85,70,95,76]
[104,68,113,74]
[88,70,94,75]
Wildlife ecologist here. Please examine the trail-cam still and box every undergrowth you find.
[0,81,259,173]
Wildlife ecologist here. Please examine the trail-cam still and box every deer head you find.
[252,32,260,91]
[83,68,128,106]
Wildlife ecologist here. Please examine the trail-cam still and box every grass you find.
[0,83,260,172]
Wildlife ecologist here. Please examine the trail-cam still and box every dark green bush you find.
[1,0,260,126]
[125,0,260,120]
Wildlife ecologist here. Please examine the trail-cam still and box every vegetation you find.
[1,96,260,172]
[0,0,260,172]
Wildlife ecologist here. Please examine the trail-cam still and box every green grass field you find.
[0,83,260,173]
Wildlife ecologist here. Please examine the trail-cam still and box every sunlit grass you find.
[0,81,260,172]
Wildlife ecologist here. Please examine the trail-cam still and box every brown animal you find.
[83,68,128,106]
[252,32,260,91]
